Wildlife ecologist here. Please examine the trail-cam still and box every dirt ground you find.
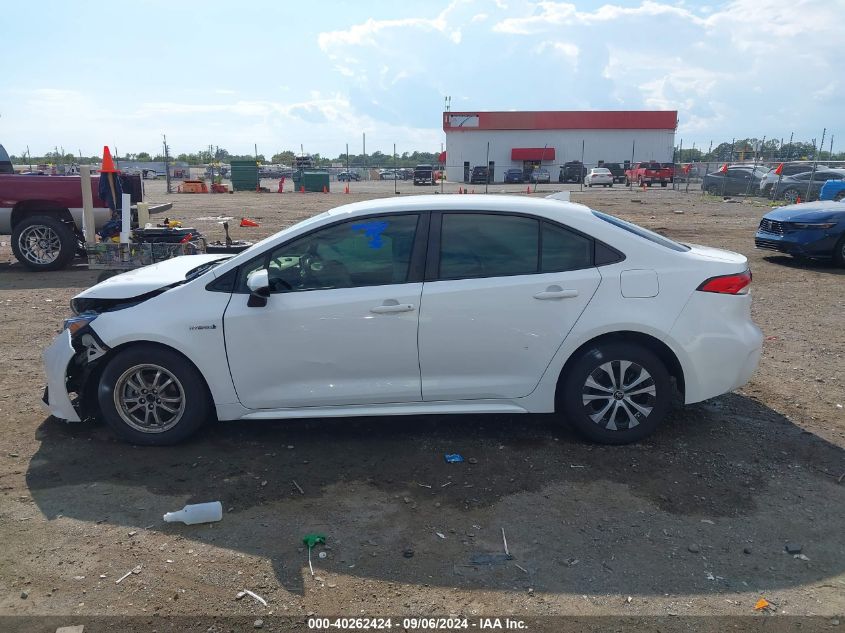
[0,179,843,630]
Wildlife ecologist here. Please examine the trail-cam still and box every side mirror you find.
[246,269,270,307]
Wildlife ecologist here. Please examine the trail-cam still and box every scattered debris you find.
[468,457,478,465]
[444,454,464,463]
[241,589,267,606]
[127,531,137,537]
[163,501,222,525]
[20,591,28,599]
[794,553,810,561]
[436,532,446,540]
[115,565,142,584]
[501,528,511,558]
[302,534,326,577]
[514,563,529,574]
[569,464,585,469]
[564,557,580,567]
[318,551,327,559]
[440,481,453,488]
[743,547,753,555]
[403,549,415,558]
[56,626,85,633]
[688,544,701,553]
[785,543,802,555]
[626,596,633,603]
[754,598,771,611]
[253,619,264,629]
[8,452,19,458]
[700,519,715,525]
[416,482,432,488]
[672,209,685,214]
[292,480,305,495]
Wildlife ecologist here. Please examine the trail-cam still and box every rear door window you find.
[439,214,539,279]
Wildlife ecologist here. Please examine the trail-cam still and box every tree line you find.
[10,139,843,167]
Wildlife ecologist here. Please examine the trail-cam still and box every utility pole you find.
[162,134,172,194]
[363,133,366,180]
[806,128,825,201]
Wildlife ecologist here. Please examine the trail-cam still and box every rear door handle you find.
[534,286,579,300]
[370,303,416,314]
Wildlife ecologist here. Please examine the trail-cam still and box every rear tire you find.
[11,215,78,271]
[559,342,672,444]
[705,183,720,196]
[98,344,211,445]
[782,188,800,204]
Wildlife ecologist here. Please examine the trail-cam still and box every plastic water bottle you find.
[163,501,223,525]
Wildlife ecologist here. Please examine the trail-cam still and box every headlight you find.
[63,314,97,337]
[789,222,837,229]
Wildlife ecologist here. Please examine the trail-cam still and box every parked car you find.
[755,200,845,265]
[585,168,614,188]
[379,169,400,180]
[625,162,672,187]
[503,168,524,184]
[527,168,551,184]
[820,179,845,201]
[597,162,625,183]
[0,172,143,271]
[337,171,361,182]
[43,195,763,447]
[660,163,676,184]
[559,161,587,183]
[469,166,490,184]
[701,166,768,196]
[759,163,824,196]
[413,164,436,186]
[771,169,845,204]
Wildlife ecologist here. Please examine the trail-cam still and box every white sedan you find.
[43,195,763,446]
[585,167,614,187]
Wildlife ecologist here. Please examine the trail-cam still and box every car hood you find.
[75,254,228,300]
[763,202,845,222]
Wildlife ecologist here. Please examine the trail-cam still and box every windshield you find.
[592,211,690,252]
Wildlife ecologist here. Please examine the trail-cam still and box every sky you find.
[0,0,841,158]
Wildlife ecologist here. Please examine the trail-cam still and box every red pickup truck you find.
[0,173,142,271]
[625,161,672,187]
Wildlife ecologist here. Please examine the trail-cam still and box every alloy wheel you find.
[17,225,61,266]
[113,364,186,433]
[581,360,656,431]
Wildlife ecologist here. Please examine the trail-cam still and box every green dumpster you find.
[293,170,330,192]
[230,160,259,191]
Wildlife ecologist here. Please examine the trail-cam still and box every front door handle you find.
[370,302,416,314]
[534,286,579,300]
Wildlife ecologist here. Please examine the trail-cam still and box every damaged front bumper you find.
[42,329,81,421]
[41,327,110,422]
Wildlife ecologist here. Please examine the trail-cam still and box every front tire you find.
[559,342,672,444]
[98,344,211,445]
[782,188,800,204]
[834,235,845,267]
[11,215,78,271]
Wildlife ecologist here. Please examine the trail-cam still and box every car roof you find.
[325,194,593,220]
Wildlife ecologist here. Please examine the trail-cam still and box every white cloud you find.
[471,12,489,22]
[534,40,579,62]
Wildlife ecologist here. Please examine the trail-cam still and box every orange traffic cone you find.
[796,196,801,203]
[278,180,284,193]
[240,217,259,227]
[323,185,328,193]
[300,185,305,193]
[344,184,350,194]
[101,146,118,173]
[458,186,463,194]
[526,185,531,194]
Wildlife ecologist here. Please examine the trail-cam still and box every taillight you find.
[697,270,752,295]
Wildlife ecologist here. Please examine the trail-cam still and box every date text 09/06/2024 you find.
[307,617,528,630]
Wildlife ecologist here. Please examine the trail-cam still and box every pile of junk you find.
[86,147,252,277]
